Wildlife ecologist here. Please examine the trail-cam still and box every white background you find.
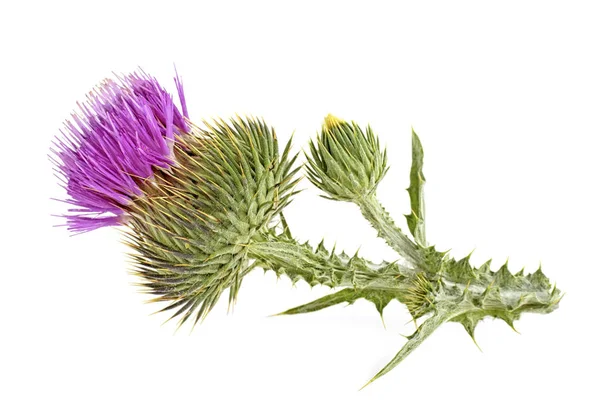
[2,1,599,404]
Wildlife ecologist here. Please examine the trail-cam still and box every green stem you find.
[248,236,416,292]
[356,194,423,266]
[248,234,559,318]
[247,232,560,384]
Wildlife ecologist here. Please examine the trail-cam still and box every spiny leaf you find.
[453,312,484,351]
[273,288,361,315]
[274,287,398,317]
[404,129,426,247]
[362,303,465,389]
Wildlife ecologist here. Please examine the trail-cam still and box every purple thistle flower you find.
[51,70,190,233]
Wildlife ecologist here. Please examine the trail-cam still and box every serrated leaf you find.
[362,303,465,389]
[452,312,484,351]
[405,129,426,247]
[274,288,362,315]
[274,288,397,316]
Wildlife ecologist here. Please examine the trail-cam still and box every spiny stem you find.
[248,237,416,292]
[356,194,423,266]
[247,233,561,386]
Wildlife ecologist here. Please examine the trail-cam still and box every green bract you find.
[306,114,388,202]
[126,117,300,327]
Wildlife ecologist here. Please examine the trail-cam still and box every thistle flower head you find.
[126,117,300,326]
[51,71,189,232]
[306,114,388,201]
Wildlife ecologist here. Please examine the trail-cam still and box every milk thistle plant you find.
[52,70,562,387]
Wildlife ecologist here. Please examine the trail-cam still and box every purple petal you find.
[51,69,190,233]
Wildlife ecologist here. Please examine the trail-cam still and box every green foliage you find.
[357,195,423,267]
[274,119,562,386]
[266,242,561,386]
[306,115,422,265]
[250,233,411,291]
[118,113,561,387]
[405,129,426,247]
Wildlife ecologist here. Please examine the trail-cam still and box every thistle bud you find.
[51,71,189,232]
[306,115,388,202]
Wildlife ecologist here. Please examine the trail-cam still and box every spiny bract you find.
[125,117,300,327]
[306,114,388,202]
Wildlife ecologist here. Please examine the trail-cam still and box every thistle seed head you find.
[51,70,189,232]
[306,115,388,202]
